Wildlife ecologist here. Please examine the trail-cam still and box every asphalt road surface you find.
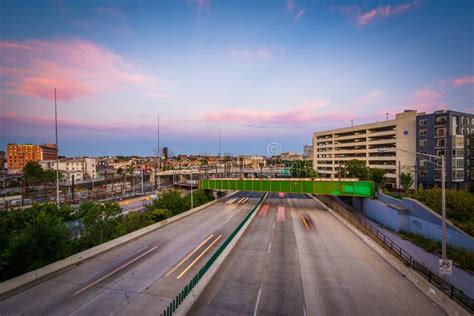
[190,194,446,316]
[0,192,262,315]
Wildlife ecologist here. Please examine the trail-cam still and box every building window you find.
[436,149,445,157]
[452,149,464,157]
[419,139,427,147]
[435,128,446,137]
[419,129,428,136]
[436,115,447,125]
[419,169,428,177]
[419,119,427,126]
[419,159,428,167]
[436,138,446,148]
[452,158,464,169]
[452,170,464,181]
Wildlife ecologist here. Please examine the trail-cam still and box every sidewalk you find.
[363,216,474,298]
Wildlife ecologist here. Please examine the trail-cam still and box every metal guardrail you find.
[318,196,474,313]
[160,194,265,316]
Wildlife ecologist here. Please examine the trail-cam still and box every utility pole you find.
[141,168,144,195]
[218,130,222,157]
[55,89,60,206]
[398,160,401,189]
[190,169,194,209]
[441,155,447,259]
[157,115,161,191]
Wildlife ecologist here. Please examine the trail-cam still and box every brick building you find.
[7,143,58,172]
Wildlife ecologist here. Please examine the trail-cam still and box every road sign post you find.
[439,259,452,275]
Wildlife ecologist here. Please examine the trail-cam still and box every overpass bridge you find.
[200,178,375,197]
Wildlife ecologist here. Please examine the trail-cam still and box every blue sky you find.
[0,0,473,157]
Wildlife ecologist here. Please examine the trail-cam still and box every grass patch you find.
[399,231,474,272]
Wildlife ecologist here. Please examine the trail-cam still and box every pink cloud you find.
[0,39,157,101]
[295,9,305,20]
[415,88,442,100]
[286,0,296,12]
[407,88,446,113]
[356,1,420,25]
[201,101,360,126]
[452,75,474,86]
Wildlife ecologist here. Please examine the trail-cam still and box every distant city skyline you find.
[1,0,473,156]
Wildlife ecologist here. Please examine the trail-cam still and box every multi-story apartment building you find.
[416,110,474,190]
[7,143,58,172]
[313,110,417,188]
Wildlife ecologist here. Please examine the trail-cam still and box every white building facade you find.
[39,158,97,183]
[312,110,417,189]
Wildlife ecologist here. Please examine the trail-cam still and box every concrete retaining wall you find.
[356,192,474,251]
[176,193,268,316]
[0,192,236,296]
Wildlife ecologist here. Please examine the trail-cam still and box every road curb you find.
[0,192,238,298]
[309,195,469,316]
[175,192,268,316]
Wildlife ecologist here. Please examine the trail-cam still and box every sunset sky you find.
[1,0,473,156]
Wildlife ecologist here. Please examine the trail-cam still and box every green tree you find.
[184,189,214,208]
[369,168,386,189]
[290,160,317,178]
[2,210,70,280]
[146,191,187,215]
[22,161,44,182]
[346,160,369,180]
[400,171,414,191]
[146,209,172,222]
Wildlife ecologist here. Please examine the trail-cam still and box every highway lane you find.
[291,197,445,315]
[0,192,263,315]
[190,194,446,315]
[190,193,306,315]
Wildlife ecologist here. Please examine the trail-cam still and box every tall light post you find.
[190,168,194,209]
[378,148,447,259]
[54,89,60,206]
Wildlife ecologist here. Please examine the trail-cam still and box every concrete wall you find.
[361,198,401,231]
[358,192,474,251]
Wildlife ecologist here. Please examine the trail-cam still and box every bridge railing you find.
[318,195,474,313]
[160,194,265,316]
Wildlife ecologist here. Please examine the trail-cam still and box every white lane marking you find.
[303,305,307,316]
[272,223,275,230]
[74,246,158,296]
[253,287,262,316]
[267,242,272,254]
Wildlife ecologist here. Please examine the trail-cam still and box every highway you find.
[0,192,263,315]
[190,194,446,315]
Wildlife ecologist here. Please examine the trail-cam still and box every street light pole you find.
[190,169,194,209]
[441,155,447,259]
[54,89,59,206]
